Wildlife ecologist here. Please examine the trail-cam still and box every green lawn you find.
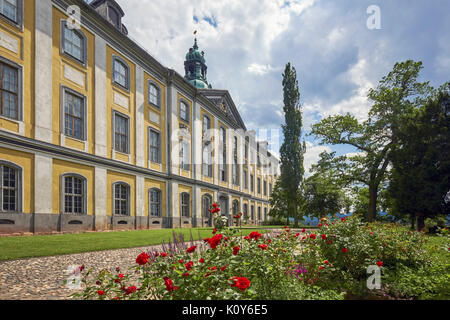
[0,227,273,261]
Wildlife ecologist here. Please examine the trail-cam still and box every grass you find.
[0,227,273,261]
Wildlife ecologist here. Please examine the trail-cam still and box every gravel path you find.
[0,244,169,300]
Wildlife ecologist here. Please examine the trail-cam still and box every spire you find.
[184,35,212,89]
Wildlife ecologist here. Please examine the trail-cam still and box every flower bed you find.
[71,204,449,300]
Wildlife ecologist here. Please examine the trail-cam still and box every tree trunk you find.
[293,202,299,228]
[416,213,425,232]
[410,215,415,230]
[367,185,378,222]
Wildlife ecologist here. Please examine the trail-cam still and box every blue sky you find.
[113,0,450,173]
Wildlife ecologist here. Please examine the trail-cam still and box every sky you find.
[99,0,449,174]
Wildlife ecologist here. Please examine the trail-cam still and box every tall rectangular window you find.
[257,178,261,194]
[64,90,84,140]
[64,176,85,215]
[220,127,227,182]
[114,112,129,154]
[113,58,129,89]
[264,180,267,196]
[149,129,161,163]
[243,170,248,189]
[114,183,129,216]
[0,164,18,212]
[149,188,161,217]
[180,140,190,171]
[232,136,239,186]
[181,193,190,217]
[0,61,18,120]
[250,174,254,192]
[0,0,17,22]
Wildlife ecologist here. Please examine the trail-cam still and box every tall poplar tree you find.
[279,63,306,227]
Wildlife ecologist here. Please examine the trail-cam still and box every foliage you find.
[297,216,431,297]
[387,86,450,230]
[71,203,342,300]
[310,60,438,222]
[279,63,306,227]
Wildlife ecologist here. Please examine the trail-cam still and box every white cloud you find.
[303,141,331,177]
[247,63,281,75]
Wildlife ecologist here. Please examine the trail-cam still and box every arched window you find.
[148,82,161,108]
[180,192,190,217]
[149,188,161,217]
[62,174,86,215]
[112,56,129,90]
[232,200,239,216]
[243,204,248,220]
[202,194,212,218]
[0,0,19,23]
[61,22,86,64]
[0,161,21,212]
[113,182,130,216]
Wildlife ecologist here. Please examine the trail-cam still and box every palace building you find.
[0,0,279,234]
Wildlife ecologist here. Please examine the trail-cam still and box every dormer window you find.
[108,6,120,28]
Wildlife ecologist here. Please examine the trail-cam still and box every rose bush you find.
[70,206,445,300]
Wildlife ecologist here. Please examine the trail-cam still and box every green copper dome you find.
[184,38,211,89]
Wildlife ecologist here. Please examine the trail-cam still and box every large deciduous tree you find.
[311,60,435,222]
[388,86,450,230]
[279,63,306,227]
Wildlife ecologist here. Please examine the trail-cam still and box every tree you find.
[311,60,435,222]
[279,63,306,228]
[303,151,348,219]
[388,85,450,231]
[268,180,289,223]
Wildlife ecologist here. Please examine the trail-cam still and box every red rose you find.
[231,277,251,291]
[258,244,268,250]
[244,236,251,240]
[318,223,323,227]
[199,258,205,263]
[321,234,327,240]
[319,266,324,270]
[310,234,316,239]
[136,252,150,265]
[376,261,383,267]
[233,247,240,256]
[302,229,306,232]
[97,290,105,296]
[212,228,218,234]
[342,248,348,253]
[179,259,185,264]
[327,240,332,244]
[125,286,137,295]
[182,272,190,277]
[212,203,219,208]
[164,277,178,292]
[249,231,263,240]
[323,260,329,264]
[341,218,346,222]
[295,233,300,237]
[209,234,223,249]
[221,265,227,271]
[160,252,168,257]
[186,246,197,253]
[185,261,194,271]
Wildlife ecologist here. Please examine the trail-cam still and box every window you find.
[113,111,129,154]
[244,144,248,162]
[179,140,190,171]
[243,204,248,220]
[0,60,19,120]
[113,182,129,216]
[149,129,161,164]
[148,82,160,108]
[62,23,86,63]
[232,137,239,186]
[63,89,85,140]
[0,162,20,212]
[250,174,254,192]
[264,180,267,196]
[179,100,189,123]
[180,192,190,217]
[0,0,18,23]
[202,194,212,218]
[269,183,273,195]
[149,188,161,217]
[108,6,120,28]
[257,155,261,168]
[258,207,261,221]
[220,127,227,182]
[63,175,86,215]
[112,57,129,89]
[202,114,212,177]
[243,170,248,189]
[232,200,239,216]
[257,178,261,194]
[264,208,268,221]
[251,205,254,220]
